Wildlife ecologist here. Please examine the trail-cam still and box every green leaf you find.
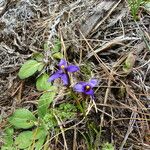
[52,39,61,53]
[58,103,77,113]
[1,128,15,150]
[57,103,77,120]
[37,63,45,72]
[18,60,42,79]
[123,52,136,74]
[144,2,150,12]
[33,127,47,139]
[36,73,54,91]
[8,109,36,129]
[35,137,46,150]
[33,127,47,150]
[15,131,33,149]
[1,147,16,150]
[52,52,63,59]
[32,53,44,62]
[43,112,57,129]
[5,127,14,136]
[38,92,56,118]
[102,142,114,150]
[3,135,14,148]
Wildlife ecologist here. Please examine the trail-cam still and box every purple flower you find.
[48,59,79,85]
[73,79,97,98]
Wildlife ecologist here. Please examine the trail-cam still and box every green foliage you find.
[38,91,56,118]
[15,131,33,149]
[128,0,145,20]
[43,103,77,129]
[81,122,100,150]
[35,137,46,150]
[123,52,136,74]
[2,125,47,150]
[51,39,63,59]
[102,142,114,150]
[43,111,57,129]
[52,52,63,59]
[33,127,47,140]
[57,103,77,120]
[4,102,76,149]
[8,109,37,129]
[2,38,81,150]
[1,128,14,150]
[18,60,43,79]
[5,127,14,135]
[52,39,61,53]
[18,39,63,80]
[32,53,44,62]
[44,40,63,59]
[37,63,45,72]
[14,127,47,150]
[144,1,150,12]
[80,63,92,80]
[36,73,55,91]
[33,127,47,150]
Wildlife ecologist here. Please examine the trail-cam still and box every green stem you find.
[70,89,85,115]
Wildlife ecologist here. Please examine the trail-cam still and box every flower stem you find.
[70,89,85,115]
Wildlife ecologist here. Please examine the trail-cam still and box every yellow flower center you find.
[85,85,90,90]
[61,65,65,69]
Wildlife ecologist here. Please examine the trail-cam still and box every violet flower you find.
[48,59,79,85]
[73,79,97,98]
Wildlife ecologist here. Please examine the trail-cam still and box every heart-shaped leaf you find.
[15,131,33,149]
[8,109,36,129]
[18,60,42,79]
[36,73,54,91]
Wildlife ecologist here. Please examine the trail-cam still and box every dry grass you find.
[0,0,150,149]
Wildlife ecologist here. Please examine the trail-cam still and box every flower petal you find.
[66,65,79,72]
[73,83,85,92]
[85,89,94,96]
[89,79,98,87]
[48,71,61,82]
[61,73,69,85]
[59,59,67,68]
